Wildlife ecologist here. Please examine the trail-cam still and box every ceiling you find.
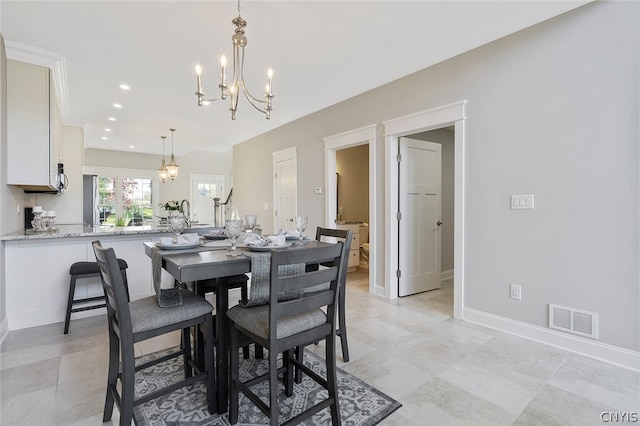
[1,1,588,157]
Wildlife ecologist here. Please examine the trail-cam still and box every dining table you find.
[143,239,322,414]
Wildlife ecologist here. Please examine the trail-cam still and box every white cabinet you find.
[337,224,360,270]
[4,234,163,330]
[7,60,59,191]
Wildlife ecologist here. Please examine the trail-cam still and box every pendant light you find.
[166,128,179,180]
[157,135,168,183]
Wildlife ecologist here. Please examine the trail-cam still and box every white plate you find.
[247,243,292,252]
[155,242,202,250]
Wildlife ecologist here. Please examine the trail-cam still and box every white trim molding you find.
[465,308,640,372]
[323,125,378,296]
[382,100,466,320]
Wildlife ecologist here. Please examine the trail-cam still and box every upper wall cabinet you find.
[7,59,60,192]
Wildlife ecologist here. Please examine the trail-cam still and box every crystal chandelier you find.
[166,128,179,180]
[194,0,274,120]
[157,135,168,183]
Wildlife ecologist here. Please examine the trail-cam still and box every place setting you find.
[154,216,202,250]
[244,233,291,251]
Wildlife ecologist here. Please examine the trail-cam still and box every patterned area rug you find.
[133,347,401,425]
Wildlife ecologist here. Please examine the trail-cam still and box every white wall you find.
[233,2,639,352]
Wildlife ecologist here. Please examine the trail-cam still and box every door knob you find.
[288,218,293,222]
[436,221,443,226]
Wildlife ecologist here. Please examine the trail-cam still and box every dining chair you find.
[227,241,348,425]
[92,240,216,426]
[312,227,353,362]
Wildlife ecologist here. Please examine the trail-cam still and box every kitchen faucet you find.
[180,199,191,228]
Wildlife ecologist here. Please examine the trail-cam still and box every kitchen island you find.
[1,224,212,331]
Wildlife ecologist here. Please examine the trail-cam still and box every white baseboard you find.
[441,269,454,281]
[464,308,640,372]
[0,317,8,347]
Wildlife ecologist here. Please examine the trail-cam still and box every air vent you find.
[549,304,598,339]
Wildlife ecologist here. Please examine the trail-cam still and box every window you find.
[88,167,160,226]
[122,178,153,225]
[98,177,116,224]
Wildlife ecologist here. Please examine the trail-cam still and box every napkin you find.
[266,234,286,247]
[244,233,266,247]
[159,234,200,245]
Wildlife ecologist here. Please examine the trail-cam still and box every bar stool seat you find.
[64,259,129,334]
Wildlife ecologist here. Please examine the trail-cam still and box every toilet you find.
[359,223,369,269]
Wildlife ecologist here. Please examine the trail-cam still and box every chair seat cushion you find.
[227,304,327,340]
[130,290,213,334]
[70,259,127,275]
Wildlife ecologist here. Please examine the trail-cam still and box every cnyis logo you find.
[601,412,639,423]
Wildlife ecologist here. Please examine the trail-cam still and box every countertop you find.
[1,224,217,241]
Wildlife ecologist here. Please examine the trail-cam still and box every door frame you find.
[189,173,227,225]
[383,101,466,319]
[272,146,298,233]
[324,125,377,296]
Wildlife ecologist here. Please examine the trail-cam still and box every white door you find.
[398,138,442,296]
[273,148,297,233]
[190,174,225,226]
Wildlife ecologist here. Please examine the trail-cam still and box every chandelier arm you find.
[236,45,270,113]
[193,0,273,119]
[199,94,227,103]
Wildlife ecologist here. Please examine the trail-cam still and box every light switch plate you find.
[511,194,534,209]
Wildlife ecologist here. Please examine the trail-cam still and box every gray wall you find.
[233,2,639,351]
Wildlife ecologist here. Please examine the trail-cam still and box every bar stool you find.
[64,259,129,334]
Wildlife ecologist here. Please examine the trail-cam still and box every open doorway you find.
[403,128,455,288]
[324,125,377,296]
[383,101,466,319]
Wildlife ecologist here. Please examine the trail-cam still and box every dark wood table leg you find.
[216,278,230,414]
[192,281,206,371]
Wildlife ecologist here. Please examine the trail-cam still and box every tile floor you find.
[1,270,639,425]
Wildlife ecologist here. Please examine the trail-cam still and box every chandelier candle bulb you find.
[195,64,203,94]
[221,55,227,85]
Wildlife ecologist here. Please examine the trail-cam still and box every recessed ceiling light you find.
[120,84,130,90]
[105,128,111,132]
[113,103,122,108]
[101,136,108,140]
[108,117,116,121]
[129,145,135,149]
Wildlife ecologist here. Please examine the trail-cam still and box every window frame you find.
[83,166,161,223]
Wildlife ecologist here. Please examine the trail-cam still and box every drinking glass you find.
[245,214,257,232]
[225,219,245,256]
[169,215,187,243]
[294,216,308,244]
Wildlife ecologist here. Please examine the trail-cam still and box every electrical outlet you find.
[510,284,522,300]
